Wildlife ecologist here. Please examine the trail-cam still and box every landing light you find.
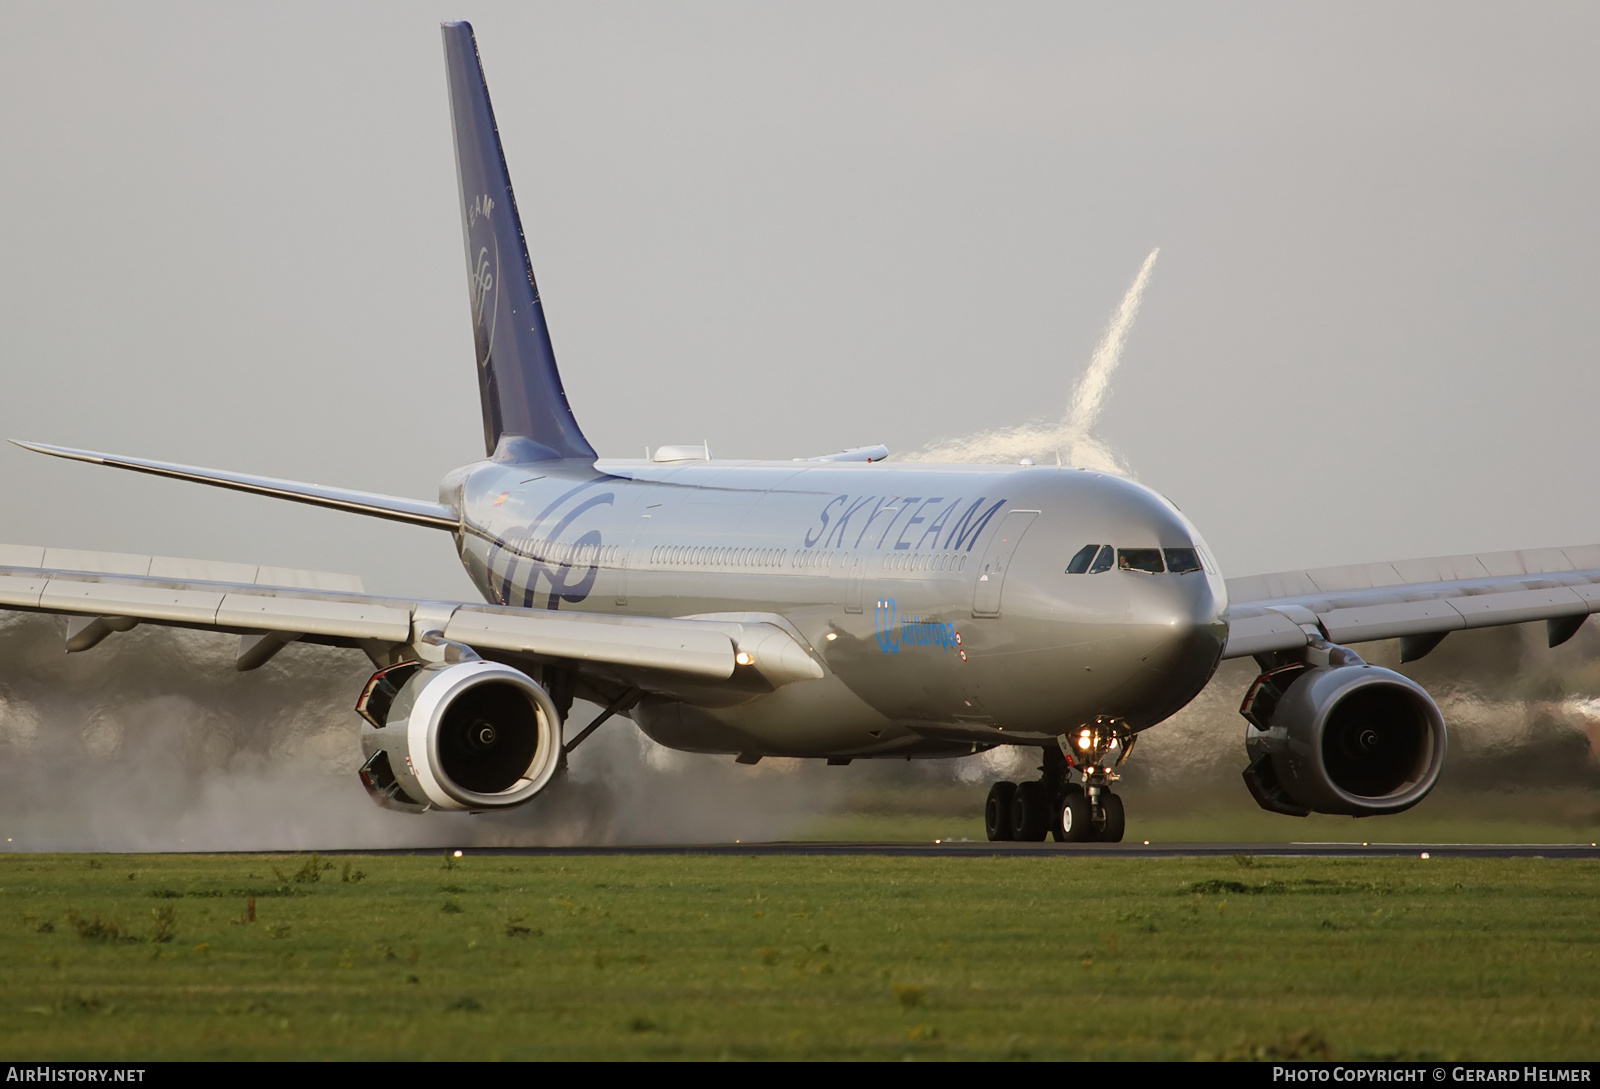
[453,850,463,858]
[825,633,837,641]
[735,651,753,666]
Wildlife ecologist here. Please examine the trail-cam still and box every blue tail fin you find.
[441,22,597,463]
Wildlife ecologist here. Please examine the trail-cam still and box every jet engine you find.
[1239,650,1446,817]
[354,660,563,813]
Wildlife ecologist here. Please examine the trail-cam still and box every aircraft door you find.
[971,510,1039,618]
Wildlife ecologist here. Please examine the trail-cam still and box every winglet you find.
[441,21,598,464]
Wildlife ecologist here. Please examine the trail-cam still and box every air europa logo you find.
[875,597,962,657]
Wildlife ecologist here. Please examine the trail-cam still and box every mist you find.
[3,604,1595,852]
[0,613,846,851]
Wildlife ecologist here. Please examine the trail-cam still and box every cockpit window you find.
[1118,548,1164,574]
[1066,544,1099,574]
[1069,545,1151,573]
[1164,547,1203,574]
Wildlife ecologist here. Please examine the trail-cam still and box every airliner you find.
[6,22,1600,842]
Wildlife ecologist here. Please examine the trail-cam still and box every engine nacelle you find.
[1240,659,1446,817]
[355,660,563,813]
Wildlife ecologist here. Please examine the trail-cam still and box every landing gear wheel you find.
[1054,783,1091,842]
[985,782,1017,842]
[1094,791,1126,843]
[1011,780,1050,842]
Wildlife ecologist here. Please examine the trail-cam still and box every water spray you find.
[908,247,1160,472]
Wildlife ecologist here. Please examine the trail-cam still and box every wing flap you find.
[1223,541,1600,659]
[0,573,48,609]
[1317,599,1466,644]
[214,593,413,641]
[1449,586,1588,628]
[445,606,734,679]
[39,580,227,626]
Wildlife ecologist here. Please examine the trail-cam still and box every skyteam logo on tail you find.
[472,247,494,315]
[468,195,498,326]
[470,242,498,345]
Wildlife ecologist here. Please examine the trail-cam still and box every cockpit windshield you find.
[1066,544,1116,573]
[1118,548,1164,574]
[1163,547,1202,574]
[1065,543,1203,574]
[1066,545,1098,573]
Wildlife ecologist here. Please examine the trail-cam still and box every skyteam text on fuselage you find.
[13,22,1600,842]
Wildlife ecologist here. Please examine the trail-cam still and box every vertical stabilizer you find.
[441,22,597,463]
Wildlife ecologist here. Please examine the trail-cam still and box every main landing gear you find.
[984,720,1135,843]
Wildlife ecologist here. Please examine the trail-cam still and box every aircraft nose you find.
[1129,574,1228,675]
[1094,574,1228,726]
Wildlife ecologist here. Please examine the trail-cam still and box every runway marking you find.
[163,842,1600,860]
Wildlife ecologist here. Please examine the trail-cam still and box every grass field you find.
[2,851,1598,1060]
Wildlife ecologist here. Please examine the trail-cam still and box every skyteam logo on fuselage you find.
[875,597,960,656]
[480,477,615,611]
[803,494,1007,553]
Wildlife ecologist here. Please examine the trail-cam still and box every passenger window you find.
[1164,547,1202,574]
[1088,545,1114,573]
[1066,544,1100,574]
[1118,548,1164,574]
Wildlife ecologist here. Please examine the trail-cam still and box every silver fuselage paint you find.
[446,458,1229,759]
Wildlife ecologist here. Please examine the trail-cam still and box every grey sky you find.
[3,2,1598,600]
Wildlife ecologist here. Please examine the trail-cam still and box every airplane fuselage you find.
[449,457,1229,759]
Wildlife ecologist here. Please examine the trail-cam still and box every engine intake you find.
[1240,657,1446,817]
[356,660,563,812]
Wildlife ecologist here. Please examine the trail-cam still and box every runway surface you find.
[340,842,1600,859]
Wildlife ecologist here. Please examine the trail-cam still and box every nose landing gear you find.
[983,719,1135,843]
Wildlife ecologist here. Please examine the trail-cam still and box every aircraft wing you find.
[0,545,822,692]
[1221,542,1600,661]
[12,440,459,530]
